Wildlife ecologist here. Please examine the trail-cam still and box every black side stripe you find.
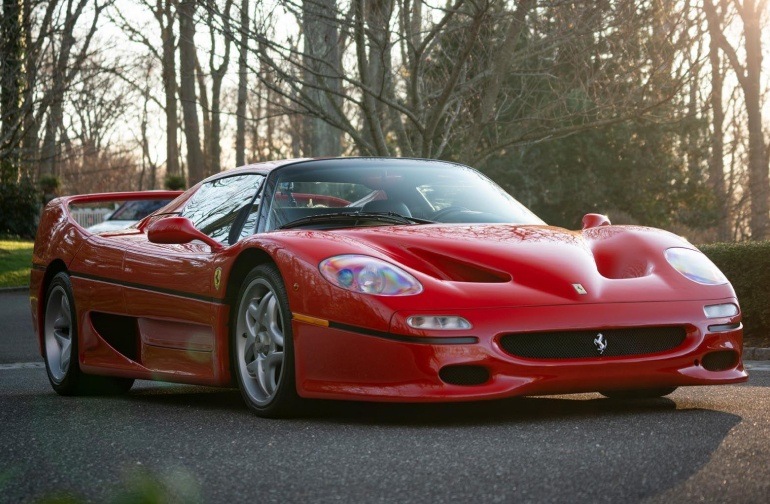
[70,271,227,305]
[328,321,478,345]
[32,264,46,271]
[64,270,475,344]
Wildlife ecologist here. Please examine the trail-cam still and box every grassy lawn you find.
[0,239,33,288]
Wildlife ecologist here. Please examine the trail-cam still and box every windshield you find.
[260,159,544,232]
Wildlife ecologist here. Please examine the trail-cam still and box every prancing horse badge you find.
[594,333,608,354]
[214,267,222,290]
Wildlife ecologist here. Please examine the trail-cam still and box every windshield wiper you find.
[278,211,433,230]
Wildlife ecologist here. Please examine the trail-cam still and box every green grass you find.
[0,239,33,288]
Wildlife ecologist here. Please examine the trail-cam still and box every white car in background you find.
[87,199,172,233]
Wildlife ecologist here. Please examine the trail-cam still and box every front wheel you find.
[231,264,300,417]
[600,387,677,399]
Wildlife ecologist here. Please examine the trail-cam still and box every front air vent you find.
[702,350,738,371]
[499,327,687,360]
[439,365,490,386]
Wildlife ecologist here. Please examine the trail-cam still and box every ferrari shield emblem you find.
[572,283,587,295]
[214,267,222,290]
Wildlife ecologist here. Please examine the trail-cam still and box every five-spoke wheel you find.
[232,264,299,416]
[44,283,73,384]
[43,272,133,395]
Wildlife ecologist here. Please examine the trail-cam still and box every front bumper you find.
[292,298,746,401]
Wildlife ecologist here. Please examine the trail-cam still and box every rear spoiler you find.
[58,190,184,230]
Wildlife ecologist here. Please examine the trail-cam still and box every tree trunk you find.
[206,0,233,174]
[742,0,768,240]
[179,0,204,185]
[194,55,212,177]
[1,0,23,183]
[707,0,770,240]
[40,9,78,177]
[235,0,249,166]
[705,2,728,241]
[160,0,180,178]
[302,0,342,157]
[459,0,535,164]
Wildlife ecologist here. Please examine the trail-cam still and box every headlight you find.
[319,255,423,296]
[664,248,728,285]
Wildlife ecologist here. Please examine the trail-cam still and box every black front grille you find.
[499,326,687,360]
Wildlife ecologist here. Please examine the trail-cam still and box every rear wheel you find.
[231,264,300,417]
[43,272,134,395]
[600,387,677,399]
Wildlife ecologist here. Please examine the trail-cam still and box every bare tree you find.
[199,0,234,176]
[705,0,769,240]
[179,0,204,184]
[131,58,159,190]
[302,0,342,156]
[1,0,23,183]
[157,0,181,178]
[241,1,692,164]
[110,0,181,178]
[235,0,249,166]
[704,0,730,241]
[39,0,110,178]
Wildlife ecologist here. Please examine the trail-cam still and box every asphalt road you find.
[1,290,769,503]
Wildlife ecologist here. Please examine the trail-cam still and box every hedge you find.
[700,241,770,347]
[0,179,39,239]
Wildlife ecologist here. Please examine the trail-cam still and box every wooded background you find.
[1,0,768,240]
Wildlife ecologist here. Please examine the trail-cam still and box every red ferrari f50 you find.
[30,158,747,417]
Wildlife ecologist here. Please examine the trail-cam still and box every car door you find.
[121,173,265,382]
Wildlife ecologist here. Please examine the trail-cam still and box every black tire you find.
[231,264,301,417]
[43,272,134,396]
[600,387,677,399]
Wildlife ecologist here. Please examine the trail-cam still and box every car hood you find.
[318,223,734,306]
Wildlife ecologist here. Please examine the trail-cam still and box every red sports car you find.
[30,158,747,417]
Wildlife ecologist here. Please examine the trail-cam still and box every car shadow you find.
[9,384,743,503]
[124,382,682,426]
[117,384,743,503]
[297,394,685,427]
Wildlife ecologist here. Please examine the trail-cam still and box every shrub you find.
[0,178,40,239]
[164,174,186,190]
[700,241,770,347]
[38,174,60,194]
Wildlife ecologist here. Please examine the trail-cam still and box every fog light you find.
[704,303,739,318]
[407,316,472,330]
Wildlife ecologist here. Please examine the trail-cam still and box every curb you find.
[0,285,28,293]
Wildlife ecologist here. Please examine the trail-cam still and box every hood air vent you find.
[408,248,511,283]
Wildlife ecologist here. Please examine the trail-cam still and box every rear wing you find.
[58,190,184,231]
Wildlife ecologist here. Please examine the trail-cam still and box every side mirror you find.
[582,213,611,230]
[147,216,223,251]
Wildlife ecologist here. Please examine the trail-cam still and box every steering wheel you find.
[431,206,470,222]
